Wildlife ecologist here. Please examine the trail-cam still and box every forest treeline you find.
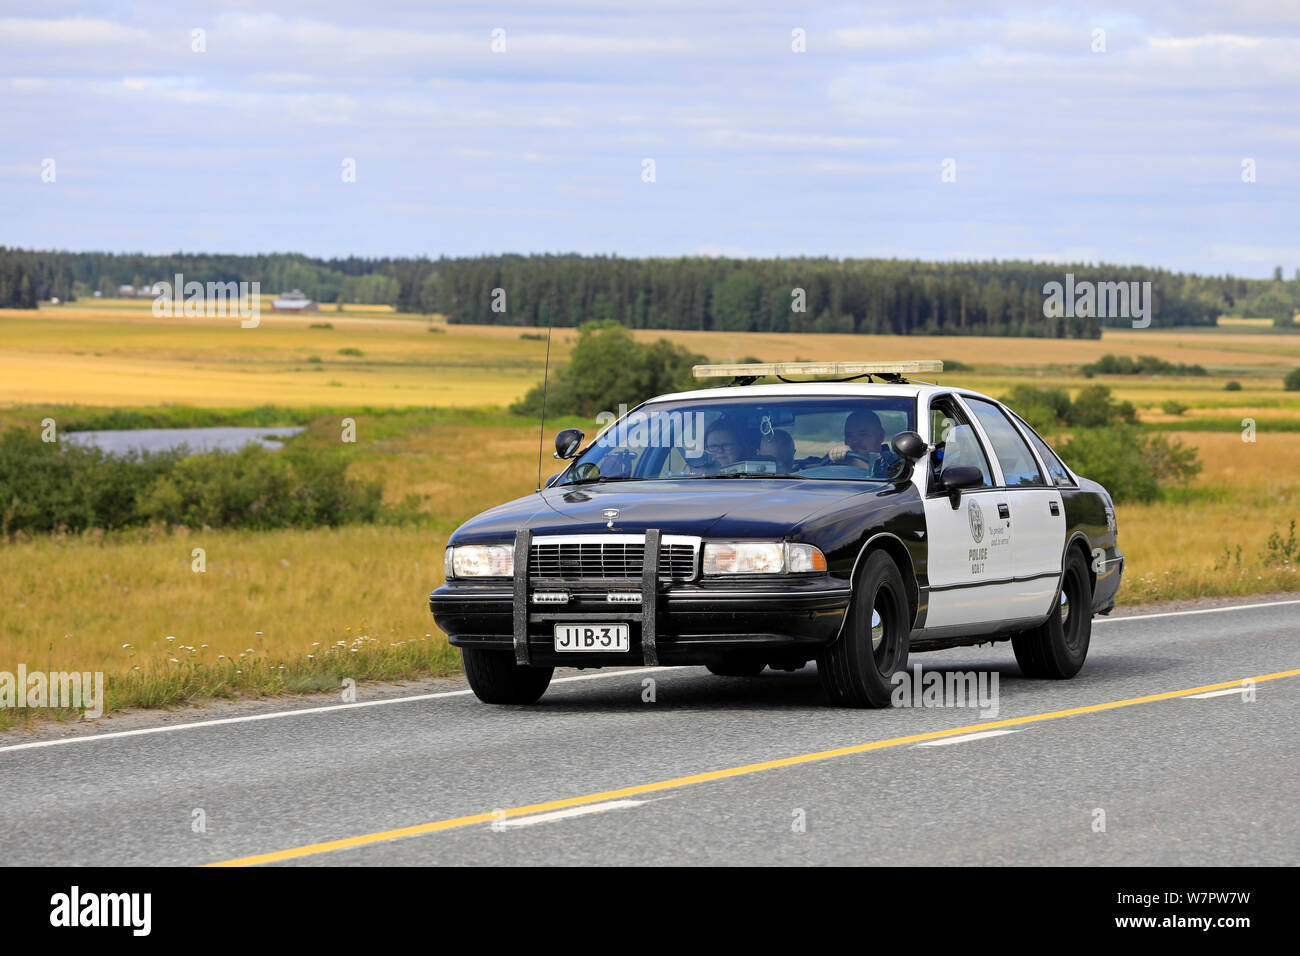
[4,247,1297,337]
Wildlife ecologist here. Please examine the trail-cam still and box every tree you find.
[510,320,705,418]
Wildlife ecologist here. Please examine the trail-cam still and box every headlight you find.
[446,544,514,578]
[702,541,826,575]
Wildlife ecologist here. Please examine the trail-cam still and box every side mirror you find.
[940,465,984,508]
[554,428,584,460]
[891,430,927,461]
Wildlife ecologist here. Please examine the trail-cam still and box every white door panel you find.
[1007,488,1067,617]
[923,489,1015,628]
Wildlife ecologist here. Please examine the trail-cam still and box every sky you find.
[1,1,1297,276]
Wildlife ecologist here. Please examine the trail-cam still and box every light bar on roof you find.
[692,360,944,379]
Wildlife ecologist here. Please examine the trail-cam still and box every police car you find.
[430,361,1124,707]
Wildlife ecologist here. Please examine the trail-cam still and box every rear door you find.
[959,395,1066,619]
[920,395,1016,628]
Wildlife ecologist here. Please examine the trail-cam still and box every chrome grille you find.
[529,534,698,582]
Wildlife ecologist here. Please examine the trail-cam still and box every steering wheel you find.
[813,451,874,467]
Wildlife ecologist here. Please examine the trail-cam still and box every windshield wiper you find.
[561,475,639,486]
[687,472,807,479]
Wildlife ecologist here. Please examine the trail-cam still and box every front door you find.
[921,397,1017,628]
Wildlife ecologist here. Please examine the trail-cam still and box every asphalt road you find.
[2,599,1297,866]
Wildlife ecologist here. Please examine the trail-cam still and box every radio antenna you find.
[535,313,554,493]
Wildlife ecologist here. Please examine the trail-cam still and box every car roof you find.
[643,382,997,406]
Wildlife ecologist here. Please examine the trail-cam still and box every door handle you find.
[997,504,1010,520]
[1049,501,1060,516]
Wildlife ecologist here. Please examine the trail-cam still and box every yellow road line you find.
[207,668,1300,866]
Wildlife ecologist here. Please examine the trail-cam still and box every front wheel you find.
[1012,548,1092,678]
[817,551,910,707]
[461,647,554,704]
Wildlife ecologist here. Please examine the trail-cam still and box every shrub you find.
[307,355,323,364]
[337,347,364,357]
[1081,353,1207,377]
[1000,385,1072,432]
[0,427,386,535]
[1057,426,1201,503]
[1160,400,1188,416]
[1069,385,1137,428]
[308,322,333,329]
[510,320,705,418]
[1285,368,1300,391]
[1225,380,1242,391]
[940,358,974,372]
[518,332,546,341]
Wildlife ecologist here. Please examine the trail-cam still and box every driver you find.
[828,409,887,471]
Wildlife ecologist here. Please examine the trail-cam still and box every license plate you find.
[553,623,630,652]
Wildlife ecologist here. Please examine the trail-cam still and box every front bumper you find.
[431,531,850,668]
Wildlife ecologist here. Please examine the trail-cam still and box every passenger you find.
[757,428,795,472]
[702,418,754,470]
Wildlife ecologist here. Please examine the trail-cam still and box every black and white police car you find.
[431,361,1123,707]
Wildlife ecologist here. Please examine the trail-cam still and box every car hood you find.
[450,478,884,542]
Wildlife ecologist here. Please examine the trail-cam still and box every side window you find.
[964,398,1048,487]
[928,399,994,492]
[1013,413,1074,487]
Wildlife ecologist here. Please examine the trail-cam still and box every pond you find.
[63,426,306,456]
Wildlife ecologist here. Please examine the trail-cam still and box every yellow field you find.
[5,300,1300,410]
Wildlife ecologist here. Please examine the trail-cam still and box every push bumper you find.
[430,529,850,667]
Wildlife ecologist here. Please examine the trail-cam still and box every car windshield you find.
[557,395,917,484]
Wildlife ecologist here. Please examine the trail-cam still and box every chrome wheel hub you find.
[871,607,884,650]
[1059,590,1070,626]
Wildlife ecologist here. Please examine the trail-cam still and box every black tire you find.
[1013,547,1092,679]
[707,656,767,678]
[461,647,554,704]
[817,550,911,707]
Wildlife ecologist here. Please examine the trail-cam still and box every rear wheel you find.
[1013,548,1092,678]
[817,551,910,707]
[461,647,554,704]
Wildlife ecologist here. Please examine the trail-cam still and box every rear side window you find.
[963,397,1048,487]
[1013,413,1075,487]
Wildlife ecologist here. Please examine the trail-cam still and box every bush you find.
[1285,368,1300,391]
[1057,426,1201,503]
[1160,400,1188,416]
[1225,380,1242,391]
[510,320,705,418]
[0,427,385,535]
[308,322,333,329]
[940,358,974,372]
[1000,385,1072,432]
[518,332,546,341]
[1080,353,1207,377]
[1069,385,1138,428]
[337,347,364,357]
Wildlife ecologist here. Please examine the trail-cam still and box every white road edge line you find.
[1094,597,1300,624]
[0,666,676,755]
[493,799,649,829]
[916,729,1020,747]
[3,595,1295,756]
[1183,688,1251,700]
